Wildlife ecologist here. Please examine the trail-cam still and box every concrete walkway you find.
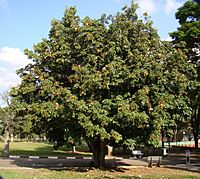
[0,153,199,173]
[0,157,148,169]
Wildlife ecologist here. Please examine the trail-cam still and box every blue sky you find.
[0,0,186,97]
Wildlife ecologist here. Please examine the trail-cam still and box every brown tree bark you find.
[161,129,165,148]
[3,126,9,156]
[92,138,107,169]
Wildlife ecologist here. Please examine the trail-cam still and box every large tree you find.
[12,3,194,167]
[170,0,200,148]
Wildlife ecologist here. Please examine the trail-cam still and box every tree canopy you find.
[11,3,195,168]
[170,0,200,148]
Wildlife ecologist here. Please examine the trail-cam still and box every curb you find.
[0,156,137,160]
[6,156,93,159]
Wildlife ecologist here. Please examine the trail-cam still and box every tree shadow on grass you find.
[54,167,142,179]
[46,165,143,179]
[4,157,143,171]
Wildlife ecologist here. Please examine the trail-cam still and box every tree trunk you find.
[72,145,76,153]
[10,133,14,142]
[3,128,10,156]
[92,139,107,169]
[107,145,113,158]
[191,108,199,149]
[87,140,93,152]
[123,145,127,153]
[194,133,199,148]
[161,129,165,148]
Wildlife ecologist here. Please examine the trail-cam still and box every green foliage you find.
[170,0,200,148]
[123,139,136,150]
[170,0,200,64]
[11,2,195,166]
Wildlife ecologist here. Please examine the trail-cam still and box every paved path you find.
[0,153,199,173]
[0,157,148,169]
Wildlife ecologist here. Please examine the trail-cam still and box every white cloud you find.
[136,0,157,14]
[164,0,182,14]
[0,46,31,92]
[0,67,20,90]
[162,36,172,41]
[0,46,31,68]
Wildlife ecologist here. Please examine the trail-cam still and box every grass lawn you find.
[0,141,92,157]
[0,167,200,179]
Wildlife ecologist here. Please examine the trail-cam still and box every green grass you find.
[0,168,200,179]
[0,141,92,157]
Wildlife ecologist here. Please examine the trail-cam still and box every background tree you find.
[170,0,200,148]
[11,3,194,168]
[0,91,15,156]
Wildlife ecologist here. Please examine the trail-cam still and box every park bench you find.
[132,150,143,158]
[148,156,162,167]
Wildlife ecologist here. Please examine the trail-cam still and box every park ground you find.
[1,167,200,178]
[0,141,200,178]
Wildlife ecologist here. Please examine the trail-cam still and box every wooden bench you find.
[148,156,162,167]
[132,150,143,158]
